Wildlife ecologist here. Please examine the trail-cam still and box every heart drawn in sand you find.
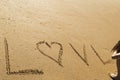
[36,41,63,67]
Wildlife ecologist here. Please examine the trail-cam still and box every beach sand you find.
[0,0,120,80]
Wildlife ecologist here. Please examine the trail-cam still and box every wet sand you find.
[0,0,120,80]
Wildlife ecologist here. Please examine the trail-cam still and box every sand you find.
[0,0,120,80]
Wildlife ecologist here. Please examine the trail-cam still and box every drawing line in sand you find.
[4,38,44,75]
[36,41,64,67]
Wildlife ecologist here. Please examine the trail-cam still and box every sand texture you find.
[0,0,120,80]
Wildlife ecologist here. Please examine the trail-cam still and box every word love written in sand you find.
[4,38,110,75]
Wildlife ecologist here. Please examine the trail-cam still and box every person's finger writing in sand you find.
[110,40,120,80]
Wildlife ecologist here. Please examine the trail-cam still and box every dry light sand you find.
[0,0,120,80]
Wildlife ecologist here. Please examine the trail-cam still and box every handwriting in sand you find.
[3,38,110,75]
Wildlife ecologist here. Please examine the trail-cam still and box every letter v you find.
[69,43,89,66]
